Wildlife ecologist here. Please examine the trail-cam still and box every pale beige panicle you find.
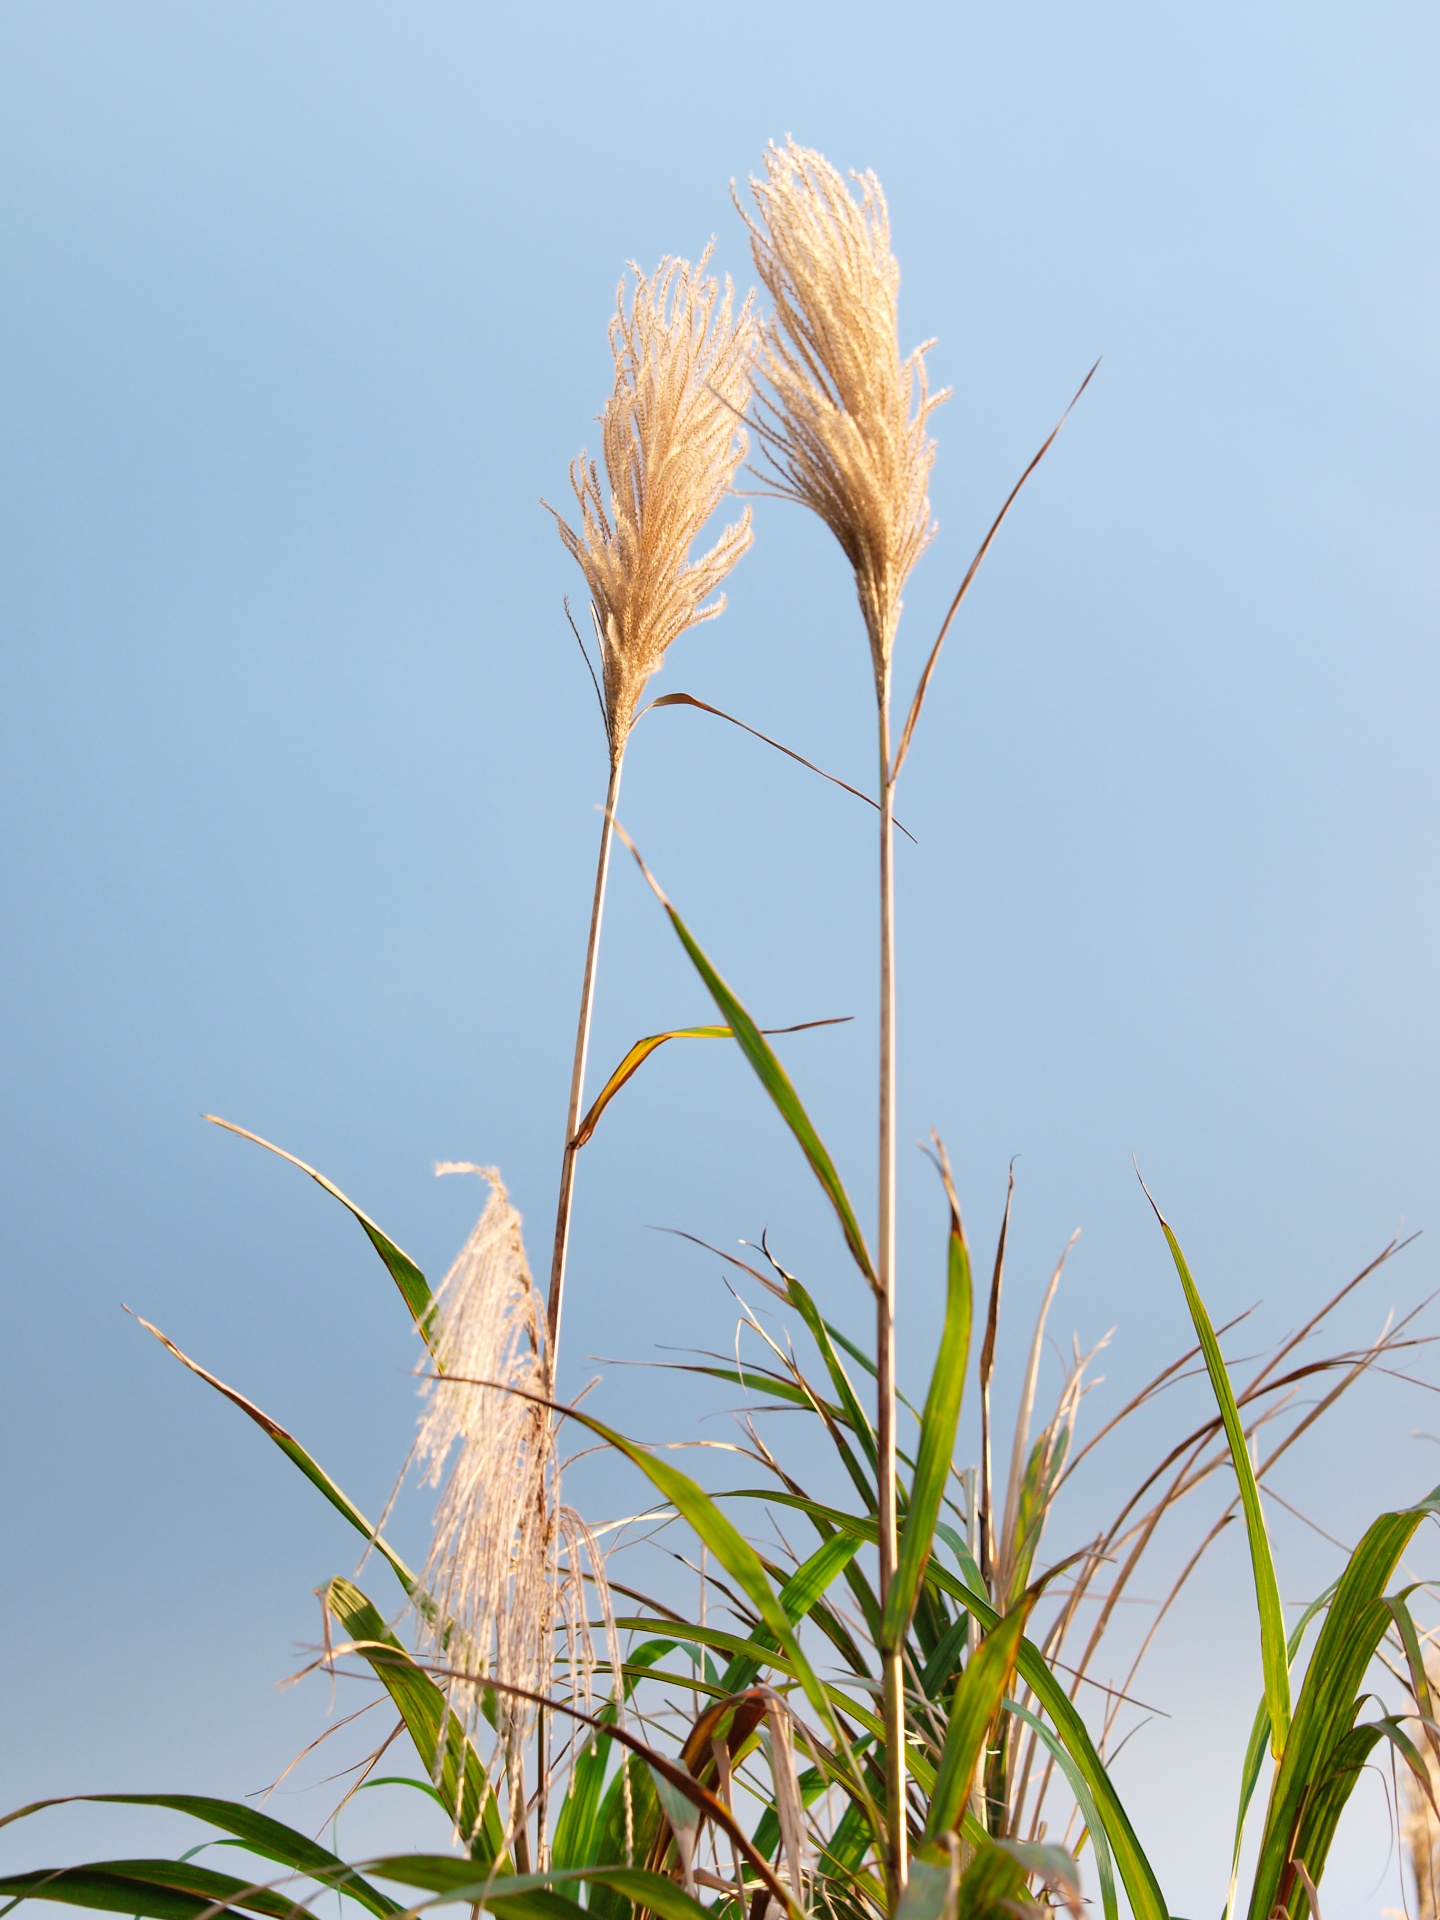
[414,1167,607,1824]
[741,138,948,690]
[551,249,755,764]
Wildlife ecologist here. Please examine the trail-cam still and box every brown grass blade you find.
[572,1017,852,1151]
[890,362,1099,782]
[648,691,917,842]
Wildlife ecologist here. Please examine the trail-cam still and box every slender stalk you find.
[547,752,624,1364]
[876,675,906,1907]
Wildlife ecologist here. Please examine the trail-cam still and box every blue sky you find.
[2,5,1437,1912]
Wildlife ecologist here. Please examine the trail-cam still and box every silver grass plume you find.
[414,1166,611,1829]
[740,138,948,696]
[550,247,755,766]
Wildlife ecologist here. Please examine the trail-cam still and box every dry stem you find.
[548,754,623,1361]
[875,676,905,1904]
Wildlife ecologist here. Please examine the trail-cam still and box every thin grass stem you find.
[875,678,906,1906]
[548,754,624,1362]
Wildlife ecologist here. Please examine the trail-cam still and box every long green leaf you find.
[555,1401,839,1743]
[1143,1180,1290,1759]
[367,1857,712,1920]
[132,1314,416,1594]
[895,1850,957,1920]
[549,1714,619,1873]
[1283,1723,1382,1920]
[324,1578,503,1863]
[1246,1488,1440,1920]
[1223,1582,1336,1920]
[1004,1700,1117,1920]
[884,1202,972,1648]
[560,1642,676,1894]
[205,1116,436,1354]
[719,1532,863,1692]
[958,1839,1078,1920]
[612,839,874,1287]
[0,1860,310,1920]
[771,1261,878,1471]
[0,1799,396,1918]
[922,1598,1034,1843]
[574,1027,733,1147]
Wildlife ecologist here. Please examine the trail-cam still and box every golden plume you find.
[551,248,755,764]
[740,138,948,692]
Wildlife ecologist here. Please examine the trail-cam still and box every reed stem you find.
[547,752,624,1365]
[876,679,906,1908]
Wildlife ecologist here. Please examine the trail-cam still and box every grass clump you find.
[4,140,1437,1920]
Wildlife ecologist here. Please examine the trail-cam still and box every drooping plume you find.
[741,139,948,691]
[414,1167,608,1824]
[551,249,755,764]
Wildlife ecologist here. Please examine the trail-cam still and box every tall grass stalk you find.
[875,676,903,1898]
[548,752,622,1354]
[743,138,946,1902]
[545,251,754,1361]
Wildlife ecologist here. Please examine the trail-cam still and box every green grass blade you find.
[669,896,874,1283]
[0,1860,309,1920]
[719,1532,863,1690]
[1224,1583,1335,1920]
[1282,1723,1383,1920]
[884,1203,972,1648]
[782,1273,879,1476]
[324,1578,503,1863]
[548,1720,616,1872]
[1004,1425,1070,1608]
[720,1487,1169,1920]
[781,1531,864,1621]
[0,1799,397,1918]
[367,1859,711,1920]
[131,1314,416,1595]
[957,1839,1078,1920]
[1003,1701,1117,1920]
[922,1598,1034,1843]
[1142,1179,1290,1758]
[934,1522,988,1599]
[560,1402,841,1741]
[1246,1487,1440,1920]
[612,836,873,1287]
[1385,1590,1437,1737]
[205,1116,436,1355]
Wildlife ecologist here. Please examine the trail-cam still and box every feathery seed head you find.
[741,139,948,691]
[552,249,755,765]
[414,1167,606,1818]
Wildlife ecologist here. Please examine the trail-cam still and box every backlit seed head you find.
[741,139,948,693]
[552,249,755,765]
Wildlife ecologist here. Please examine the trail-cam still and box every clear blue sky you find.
[2,5,1436,1912]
